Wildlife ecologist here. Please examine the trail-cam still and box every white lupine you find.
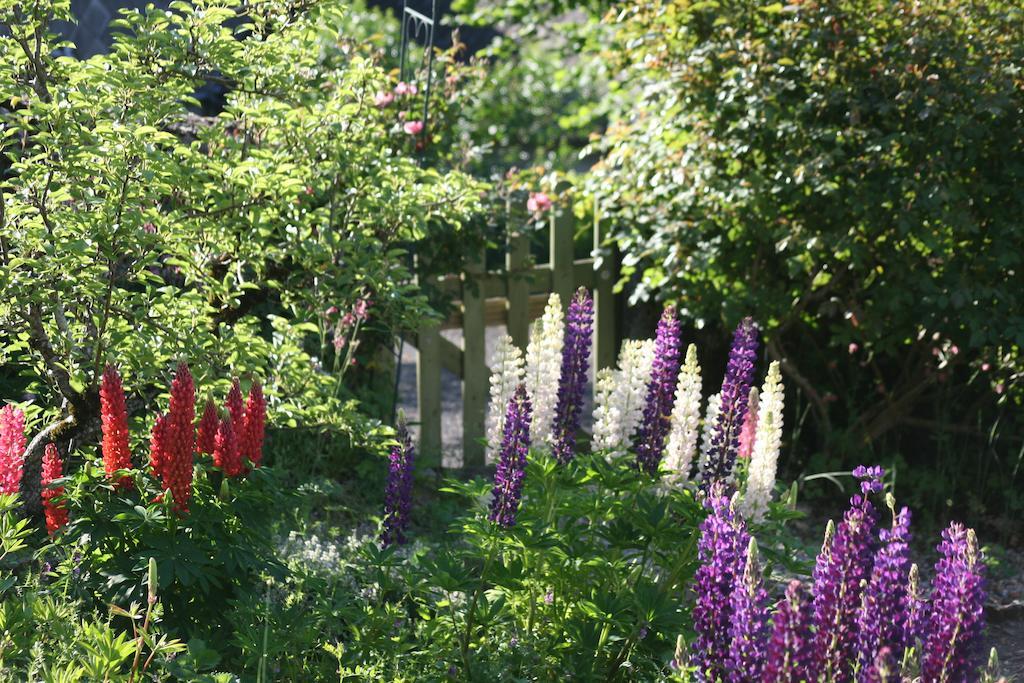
[525,294,563,450]
[697,391,722,479]
[485,335,525,462]
[663,344,703,482]
[591,339,655,454]
[742,361,785,520]
[591,368,619,452]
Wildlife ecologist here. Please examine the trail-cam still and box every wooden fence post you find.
[462,246,487,469]
[593,198,617,370]
[550,191,575,307]
[416,320,443,468]
[506,220,530,351]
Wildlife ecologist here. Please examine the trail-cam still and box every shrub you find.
[587,0,1024,518]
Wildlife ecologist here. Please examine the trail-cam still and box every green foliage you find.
[587,0,1024,517]
[0,0,484,457]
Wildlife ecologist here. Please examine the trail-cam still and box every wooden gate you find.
[411,194,618,469]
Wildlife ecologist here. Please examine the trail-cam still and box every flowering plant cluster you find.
[689,467,990,682]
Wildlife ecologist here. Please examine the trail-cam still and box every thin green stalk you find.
[460,533,500,679]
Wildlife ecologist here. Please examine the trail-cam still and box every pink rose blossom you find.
[394,82,418,96]
[527,192,553,213]
[374,91,395,108]
[403,120,424,135]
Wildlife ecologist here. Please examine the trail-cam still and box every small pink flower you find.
[403,120,424,135]
[848,342,859,355]
[527,192,553,213]
[994,382,1005,395]
[394,82,418,96]
[353,298,370,322]
[949,345,959,356]
[981,363,991,372]
[325,306,339,317]
[341,312,355,328]
[374,91,395,108]
[333,335,347,353]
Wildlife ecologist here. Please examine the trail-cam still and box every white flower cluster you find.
[525,294,564,451]
[697,391,722,476]
[663,344,703,482]
[485,334,525,462]
[592,339,655,454]
[278,530,343,575]
[741,361,785,520]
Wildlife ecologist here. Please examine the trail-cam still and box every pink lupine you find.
[403,120,424,135]
[0,405,26,495]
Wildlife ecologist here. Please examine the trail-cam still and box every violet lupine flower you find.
[920,523,987,683]
[381,415,416,547]
[634,306,683,475]
[856,501,913,671]
[904,563,924,649]
[551,288,593,465]
[861,647,897,683]
[764,580,815,682]
[728,538,770,681]
[703,318,759,484]
[489,384,532,528]
[691,484,750,682]
[809,467,882,683]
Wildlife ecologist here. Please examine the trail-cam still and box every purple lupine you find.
[905,563,924,649]
[861,647,897,683]
[551,288,593,465]
[691,483,751,682]
[727,538,770,681]
[920,523,987,683]
[703,317,759,483]
[764,580,815,682]
[856,502,913,672]
[634,306,683,475]
[809,466,882,682]
[381,415,415,547]
[489,384,532,528]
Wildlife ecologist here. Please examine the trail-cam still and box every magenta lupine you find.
[634,306,682,475]
[551,288,593,465]
[489,384,532,528]
[0,405,26,495]
[764,580,815,682]
[856,502,913,672]
[921,523,987,683]
[381,415,416,547]
[703,318,759,483]
[691,484,750,682]
[728,538,770,681]
[810,466,882,682]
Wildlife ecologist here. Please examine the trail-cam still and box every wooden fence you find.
[412,195,618,469]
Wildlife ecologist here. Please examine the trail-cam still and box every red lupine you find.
[0,404,26,495]
[149,413,169,480]
[244,381,267,467]
[196,399,218,455]
[213,416,244,477]
[160,363,196,513]
[41,443,68,534]
[100,364,133,488]
[225,379,245,439]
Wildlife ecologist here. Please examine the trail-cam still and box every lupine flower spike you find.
[551,288,593,464]
[921,523,987,682]
[856,496,912,670]
[592,339,655,453]
[663,344,703,483]
[381,413,416,547]
[728,537,770,679]
[741,361,785,520]
[244,381,267,467]
[764,580,814,681]
[489,384,531,528]
[810,466,883,682]
[196,399,218,455]
[214,416,244,477]
[485,335,525,463]
[737,385,759,460]
[100,364,133,487]
[41,443,68,534]
[691,484,750,681]
[225,379,245,444]
[703,317,759,484]
[635,306,683,475]
[525,294,563,451]
[697,392,722,475]
[0,405,26,495]
[162,363,196,513]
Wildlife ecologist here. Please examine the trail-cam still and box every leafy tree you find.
[587,0,1024,513]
